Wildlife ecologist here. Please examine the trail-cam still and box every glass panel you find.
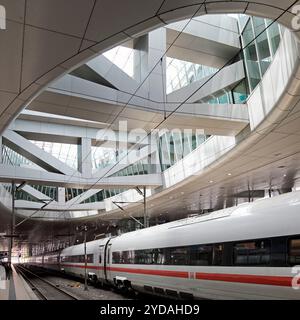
[166,57,218,94]
[289,239,300,265]
[172,132,183,162]
[165,247,189,265]
[102,46,134,77]
[232,80,249,103]
[213,244,223,266]
[238,14,250,32]
[256,32,271,75]
[266,20,281,56]
[218,92,230,104]
[252,17,266,36]
[208,97,218,104]
[182,133,192,157]
[190,244,213,266]
[234,240,270,265]
[242,19,260,91]
[252,17,271,76]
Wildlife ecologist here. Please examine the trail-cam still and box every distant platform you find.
[0,264,38,300]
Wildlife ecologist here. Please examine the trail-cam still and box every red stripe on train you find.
[60,264,188,278]
[195,272,293,287]
[109,267,189,278]
[60,264,294,286]
[61,264,103,270]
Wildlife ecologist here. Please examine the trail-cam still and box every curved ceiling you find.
[0,0,298,136]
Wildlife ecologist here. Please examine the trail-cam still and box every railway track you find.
[15,265,79,300]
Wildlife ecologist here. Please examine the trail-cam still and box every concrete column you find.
[133,35,149,83]
[78,138,92,177]
[57,187,66,204]
[148,28,167,102]
[149,133,161,173]
[133,28,167,102]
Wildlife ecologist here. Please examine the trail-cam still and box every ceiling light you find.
[227,173,232,176]
[209,180,214,183]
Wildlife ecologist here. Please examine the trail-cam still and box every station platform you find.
[0,265,38,300]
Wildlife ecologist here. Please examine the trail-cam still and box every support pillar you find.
[8,181,15,265]
[57,187,66,204]
[78,138,92,178]
[143,186,149,228]
[133,28,167,103]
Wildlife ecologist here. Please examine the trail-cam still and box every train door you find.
[103,238,112,284]
[98,245,105,280]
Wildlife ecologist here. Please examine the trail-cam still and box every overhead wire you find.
[16,1,299,223]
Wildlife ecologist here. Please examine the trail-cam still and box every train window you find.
[234,240,270,266]
[288,239,300,265]
[99,254,102,264]
[190,245,213,265]
[270,237,287,267]
[126,250,135,264]
[213,244,224,266]
[165,247,188,265]
[135,249,155,264]
[61,254,93,263]
[154,249,165,265]
[118,250,134,264]
[112,251,121,263]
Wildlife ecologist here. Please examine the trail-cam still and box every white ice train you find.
[25,191,300,299]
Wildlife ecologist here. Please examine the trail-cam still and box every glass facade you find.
[158,15,283,172]
[166,57,218,94]
[240,16,282,92]
[0,15,285,212]
[92,146,127,171]
[2,145,41,169]
[102,45,134,77]
[31,141,78,170]
[159,131,208,171]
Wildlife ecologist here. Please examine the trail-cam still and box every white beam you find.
[0,164,162,188]
[78,137,92,177]
[3,130,78,176]
[87,55,145,95]
[15,199,105,211]
[21,185,55,202]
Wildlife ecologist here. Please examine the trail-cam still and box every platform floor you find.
[0,265,38,300]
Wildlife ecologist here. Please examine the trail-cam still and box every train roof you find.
[111,191,300,250]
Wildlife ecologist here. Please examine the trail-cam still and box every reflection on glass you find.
[242,20,261,91]
[241,16,282,92]
[31,141,78,170]
[166,57,218,93]
[238,14,250,32]
[233,80,249,104]
[266,19,281,56]
[253,17,271,76]
[103,46,134,77]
